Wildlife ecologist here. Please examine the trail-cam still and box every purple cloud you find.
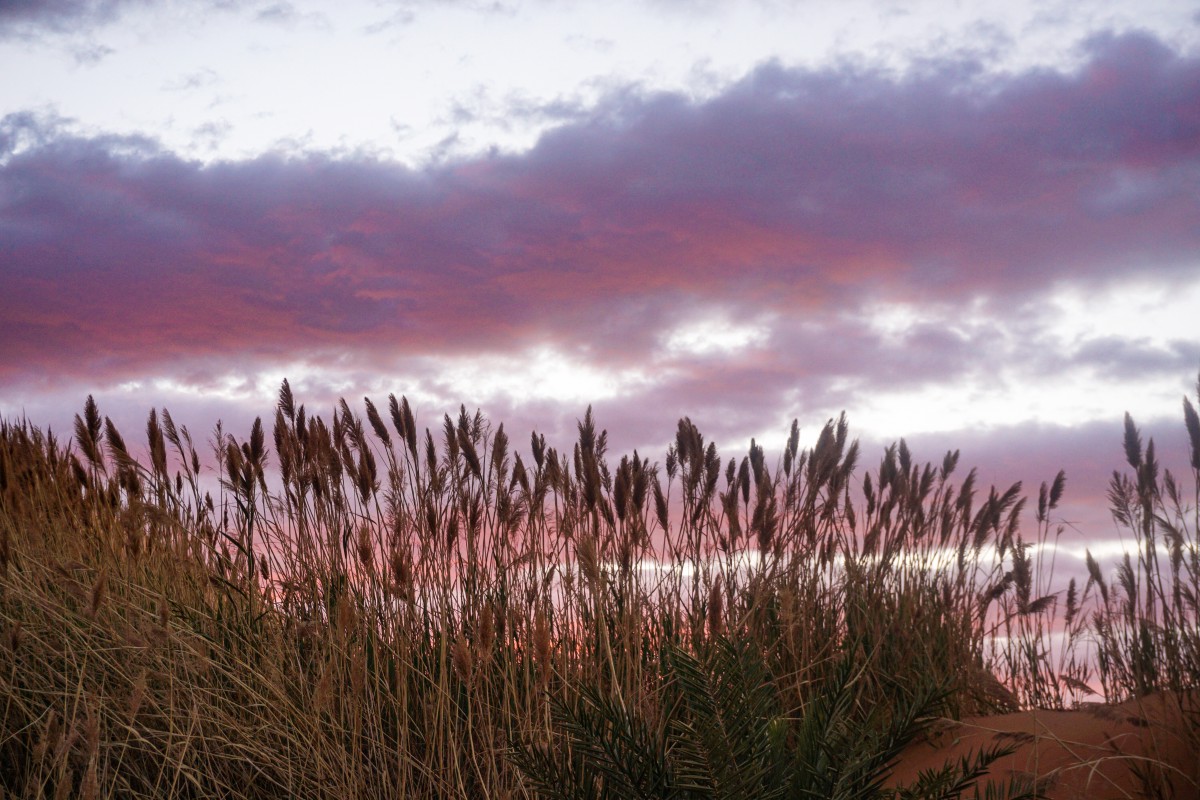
[1,31,1198,479]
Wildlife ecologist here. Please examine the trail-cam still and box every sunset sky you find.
[2,0,1199,544]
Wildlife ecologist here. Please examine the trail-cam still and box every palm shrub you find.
[509,629,1040,800]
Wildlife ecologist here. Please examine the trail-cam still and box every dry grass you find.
[0,377,1197,798]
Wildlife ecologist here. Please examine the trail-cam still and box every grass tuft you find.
[1,377,1198,797]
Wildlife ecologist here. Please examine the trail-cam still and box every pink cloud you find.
[3,33,1197,390]
[1,31,1198,539]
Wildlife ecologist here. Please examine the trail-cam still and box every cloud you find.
[363,0,520,34]
[1,31,1198,471]
[0,0,136,39]
[69,41,115,65]
[254,2,300,23]
[162,69,222,93]
[0,0,282,39]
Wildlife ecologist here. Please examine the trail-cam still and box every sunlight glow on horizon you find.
[88,276,1196,457]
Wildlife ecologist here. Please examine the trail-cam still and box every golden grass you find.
[0,377,1197,798]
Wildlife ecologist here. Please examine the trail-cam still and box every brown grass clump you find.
[0,375,1197,798]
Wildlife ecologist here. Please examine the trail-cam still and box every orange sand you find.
[888,693,1199,799]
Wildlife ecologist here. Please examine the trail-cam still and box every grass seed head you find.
[315,662,333,709]
[478,603,496,660]
[88,569,107,618]
[452,635,473,683]
[577,534,600,589]
[708,576,724,636]
[127,672,147,723]
[390,547,412,599]
[337,598,357,637]
[356,525,373,569]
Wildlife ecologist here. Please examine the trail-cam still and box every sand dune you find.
[889,693,1199,799]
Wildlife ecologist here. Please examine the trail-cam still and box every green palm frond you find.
[790,650,865,799]
[556,682,678,800]
[666,637,786,800]
[888,740,1044,800]
[507,733,607,800]
[510,632,1032,800]
[839,681,949,799]
[510,680,678,800]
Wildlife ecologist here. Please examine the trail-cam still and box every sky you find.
[2,0,1200,551]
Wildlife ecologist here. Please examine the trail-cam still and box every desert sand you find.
[888,693,1199,799]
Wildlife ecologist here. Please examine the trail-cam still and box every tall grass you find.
[0,377,1197,798]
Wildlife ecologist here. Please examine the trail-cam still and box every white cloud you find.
[663,314,771,357]
[432,345,656,405]
[3,0,1196,165]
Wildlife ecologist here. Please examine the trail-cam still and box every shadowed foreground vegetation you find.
[1,378,1198,798]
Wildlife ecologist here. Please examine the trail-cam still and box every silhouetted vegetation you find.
[1,376,1197,798]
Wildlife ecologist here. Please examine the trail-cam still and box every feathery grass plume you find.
[1048,469,1066,510]
[73,395,104,472]
[707,574,724,636]
[576,533,600,591]
[1064,577,1079,627]
[457,422,483,482]
[103,416,130,466]
[1123,411,1143,469]
[387,393,407,444]
[364,396,390,447]
[1185,391,1200,472]
[356,445,377,504]
[88,569,107,618]
[162,406,183,456]
[533,609,552,686]
[477,603,496,667]
[146,409,168,483]
[337,594,358,638]
[273,407,294,487]
[399,396,418,459]
[126,670,147,725]
[356,525,374,569]
[491,423,508,477]
[389,546,411,599]
[783,419,800,477]
[278,378,296,423]
[614,455,631,524]
[452,635,473,683]
[739,453,748,503]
